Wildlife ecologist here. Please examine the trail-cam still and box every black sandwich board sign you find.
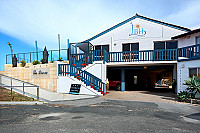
[69,84,81,94]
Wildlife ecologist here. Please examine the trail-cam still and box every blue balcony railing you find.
[70,49,177,66]
[178,44,200,61]
[107,49,177,62]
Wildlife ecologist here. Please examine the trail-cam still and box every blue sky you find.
[1,0,200,70]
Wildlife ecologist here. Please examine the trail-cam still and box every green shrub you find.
[40,58,43,63]
[50,59,54,63]
[178,91,195,102]
[183,75,200,98]
[20,60,26,67]
[58,57,62,61]
[32,60,40,65]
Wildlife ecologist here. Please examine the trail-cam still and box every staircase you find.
[58,50,107,95]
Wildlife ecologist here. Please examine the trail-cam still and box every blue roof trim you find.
[76,14,191,46]
[85,16,137,42]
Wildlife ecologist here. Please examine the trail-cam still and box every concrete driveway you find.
[101,90,181,103]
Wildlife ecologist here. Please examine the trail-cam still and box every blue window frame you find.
[122,43,139,60]
[196,36,200,45]
[154,41,177,50]
[189,68,200,78]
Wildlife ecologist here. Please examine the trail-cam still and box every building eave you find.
[172,28,200,39]
[76,13,191,46]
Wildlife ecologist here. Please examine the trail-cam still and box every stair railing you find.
[58,64,105,95]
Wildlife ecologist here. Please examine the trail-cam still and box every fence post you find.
[6,55,7,64]
[37,86,39,101]
[103,50,105,63]
[23,82,25,95]
[30,53,31,63]
[0,75,1,87]
[51,51,52,62]
[11,78,12,101]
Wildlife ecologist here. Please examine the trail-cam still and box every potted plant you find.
[58,57,63,61]
[20,60,26,67]
[32,60,40,65]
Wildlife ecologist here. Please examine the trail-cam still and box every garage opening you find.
[107,65,176,92]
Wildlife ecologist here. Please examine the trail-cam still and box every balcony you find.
[106,49,177,63]
[70,49,177,67]
[177,44,200,61]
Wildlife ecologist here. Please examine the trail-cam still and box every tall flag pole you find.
[35,41,38,60]
[58,34,61,60]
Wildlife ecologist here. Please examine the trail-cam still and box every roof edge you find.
[172,28,200,39]
[76,14,191,46]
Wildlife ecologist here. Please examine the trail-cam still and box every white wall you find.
[91,18,186,52]
[57,76,102,96]
[178,32,200,48]
[177,60,200,93]
[82,61,106,83]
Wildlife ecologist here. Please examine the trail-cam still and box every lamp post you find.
[8,42,13,57]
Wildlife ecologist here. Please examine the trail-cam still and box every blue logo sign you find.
[129,23,146,36]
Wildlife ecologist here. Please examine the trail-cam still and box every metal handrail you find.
[6,48,69,64]
[0,74,39,101]
[0,74,38,86]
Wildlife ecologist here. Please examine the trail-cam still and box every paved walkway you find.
[100,90,182,104]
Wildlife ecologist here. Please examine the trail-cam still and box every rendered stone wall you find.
[4,62,60,92]
[0,71,4,74]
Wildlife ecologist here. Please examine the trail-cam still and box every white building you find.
[172,28,200,95]
[57,14,192,96]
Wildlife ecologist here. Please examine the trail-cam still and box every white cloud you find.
[0,0,111,49]
[165,0,200,29]
[1,0,200,51]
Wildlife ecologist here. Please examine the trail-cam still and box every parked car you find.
[109,80,121,91]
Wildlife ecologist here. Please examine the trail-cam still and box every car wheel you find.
[116,85,121,91]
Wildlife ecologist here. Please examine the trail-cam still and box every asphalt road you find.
[0,99,200,133]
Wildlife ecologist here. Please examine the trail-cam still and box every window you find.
[154,42,165,50]
[122,43,139,60]
[199,68,200,78]
[189,68,200,78]
[94,45,109,52]
[196,36,200,45]
[131,43,139,51]
[154,41,177,50]
[166,41,177,49]
[196,36,200,56]
[189,68,197,77]
[95,45,101,50]
[122,44,130,51]
[102,45,109,52]
[122,43,139,51]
